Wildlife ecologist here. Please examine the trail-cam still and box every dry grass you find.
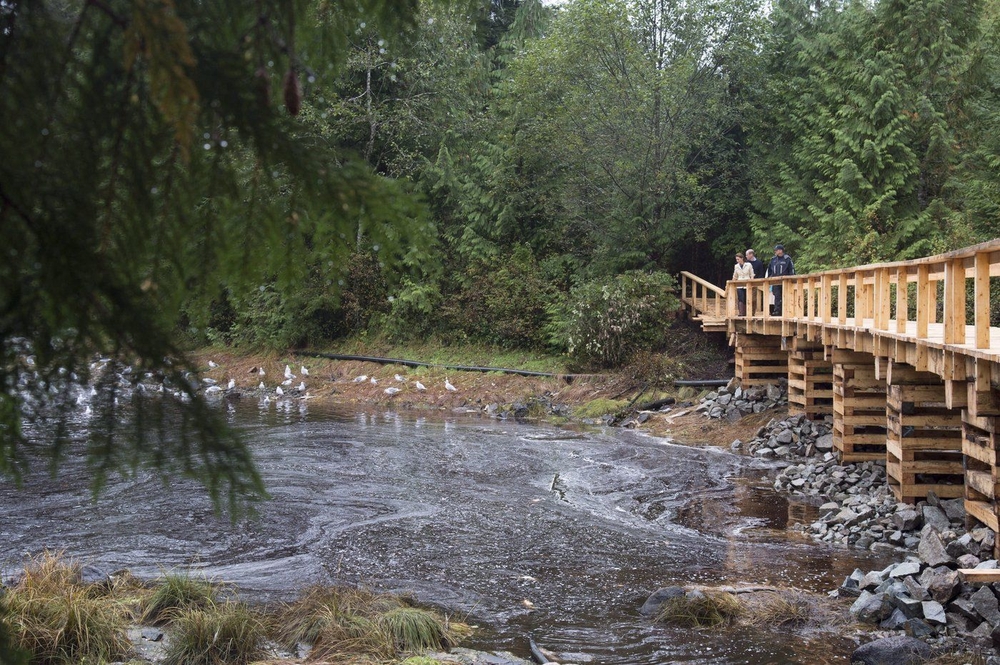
[140,572,219,625]
[2,552,133,664]
[656,590,744,628]
[743,591,817,628]
[161,602,266,665]
[274,585,457,662]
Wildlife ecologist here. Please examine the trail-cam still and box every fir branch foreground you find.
[0,0,433,513]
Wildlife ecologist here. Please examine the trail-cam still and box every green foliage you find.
[444,245,554,349]
[0,0,438,517]
[750,0,986,269]
[160,603,265,665]
[549,272,679,368]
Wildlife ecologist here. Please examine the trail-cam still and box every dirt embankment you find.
[190,348,763,447]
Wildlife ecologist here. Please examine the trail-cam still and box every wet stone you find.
[851,635,931,665]
[972,586,1000,627]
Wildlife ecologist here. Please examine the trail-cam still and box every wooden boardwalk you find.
[681,239,1000,548]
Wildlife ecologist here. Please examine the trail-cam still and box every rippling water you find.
[0,402,891,663]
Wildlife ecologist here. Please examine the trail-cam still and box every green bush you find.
[549,271,678,367]
[444,245,554,349]
[141,573,218,626]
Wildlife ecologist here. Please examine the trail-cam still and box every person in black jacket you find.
[745,249,765,279]
[766,244,794,315]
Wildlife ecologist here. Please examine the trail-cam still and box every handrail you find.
[680,271,726,297]
[680,271,727,320]
[722,239,1000,353]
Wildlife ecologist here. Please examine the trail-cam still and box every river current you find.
[0,401,891,664]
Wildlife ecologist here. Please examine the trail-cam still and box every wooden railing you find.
[680,271,726,319]
[724,239,1000,353]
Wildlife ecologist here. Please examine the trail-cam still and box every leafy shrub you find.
[549,271,679,367]
[444,245,554,349]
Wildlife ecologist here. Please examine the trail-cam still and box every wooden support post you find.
[886,374,963,504]
[734,334,788,386]
[976,252,990,349]
[788,340,833,420]
[895,268,908,334]
[963,412,1000,537]
[833,349,887,462]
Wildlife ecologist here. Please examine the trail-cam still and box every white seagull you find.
[276,386,284,396]
[394,374,405,382]
[445,379,457,392]
[284,365,294,379]
[258,381,265,390]
[384,387,401,395]
[370,377,378,385]
[415,381,426,391]
[300,365,309,376]
[297,382,305,392]
[208,360,218,368]
[282,378,293,386]
[227,379,235,390]
[353,375,368,383]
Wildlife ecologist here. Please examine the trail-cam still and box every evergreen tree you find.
[0,0,431,514]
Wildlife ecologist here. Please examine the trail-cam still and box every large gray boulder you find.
[850,635,931,665]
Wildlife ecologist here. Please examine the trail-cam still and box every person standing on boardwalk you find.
[745,249,765,279]
[766,244,794,315]
[732,252,754,316]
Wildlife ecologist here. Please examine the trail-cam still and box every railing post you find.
[805,277,813,320]
[917,265,930,338]
[854,273,864,326]
[822,274,832,323]
[976,252,991,349]
[838,273,848,324]
[944,258,966,345]
[875,268,890,330]
[895,268,908,334]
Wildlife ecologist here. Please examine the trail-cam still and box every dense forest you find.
[179,0,1000,362]
[4,0,1000,501]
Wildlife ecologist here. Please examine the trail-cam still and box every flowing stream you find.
[0,401,893,664]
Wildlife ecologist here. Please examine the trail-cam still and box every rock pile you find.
[736,413,833,460]
[775,459,974,552]
[842,524,1000,642]
[696,380,786,422]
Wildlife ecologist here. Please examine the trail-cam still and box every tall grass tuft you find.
[656,590,744,628]
[2,552,132,664]
[275,585,454,660]
[161,602,265,665]
[141,572,218,625]
[377,606,452,652]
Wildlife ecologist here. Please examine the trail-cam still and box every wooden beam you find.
[958,569,1000,583]
[838,273,848,324]
[895,267,908,334]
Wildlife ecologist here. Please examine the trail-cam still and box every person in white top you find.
[733,252,754,316]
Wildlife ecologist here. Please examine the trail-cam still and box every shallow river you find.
[0,402,893,664]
